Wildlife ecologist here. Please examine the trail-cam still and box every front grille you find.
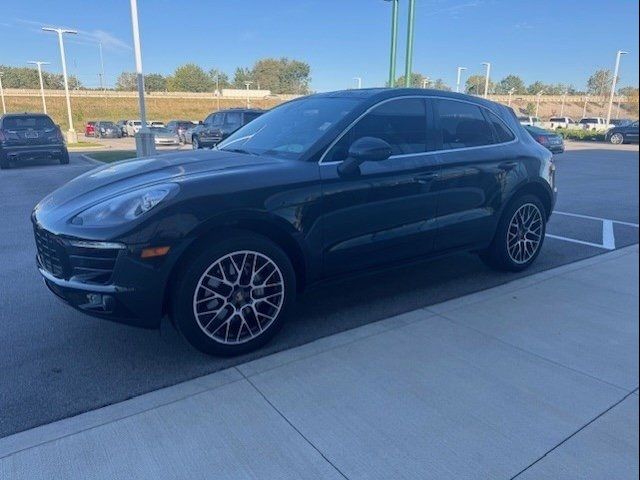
[34,227,121,285]
[34,227,66,278]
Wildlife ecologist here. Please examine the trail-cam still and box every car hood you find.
[34,150,283,222]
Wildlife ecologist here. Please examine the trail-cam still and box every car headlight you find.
[70,184,178,227]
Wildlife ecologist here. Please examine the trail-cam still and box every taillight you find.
[536,135,549,144]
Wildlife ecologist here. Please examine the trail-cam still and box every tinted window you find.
[225,111,242,127]
[437,99,495,149]
[2,116,55,129]
[326,98,427,162]
[211,114,224,127]
[244,112,262,123]
[218,97,359,160]
[550,117,564,122]
[486,110,515,143]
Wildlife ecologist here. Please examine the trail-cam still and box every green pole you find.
[388,0,399,87]
[404,0,416,87]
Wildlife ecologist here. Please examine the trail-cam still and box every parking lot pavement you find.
[0,143,637,439]
[1,247,636,479]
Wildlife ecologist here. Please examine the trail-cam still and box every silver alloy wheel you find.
[506,203,543,265]
[192,250,285,345]
[610,133,624,145]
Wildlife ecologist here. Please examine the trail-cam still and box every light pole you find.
[244,81,253,108]
[28,61,50,113]
[455,66,466,93]
[403,0,416,87]
[560,91,567,116]
[98,41,105,91]
[616,98,621,119]
[481,62,491,98]
[508,88,515,107]
[0,72,6,114]
[582,94,590,119]
[42,26,77,143]
[385,0,399,87]
[214,74,220,111]
[422,77,430,88]
[535,90,544,118]
[128,0,155,156]
[606,49,628,126]
[353,77,362,89]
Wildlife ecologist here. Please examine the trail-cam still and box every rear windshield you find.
[580,118,597,123]
[549,117,565,122]
[525,125,549,135]
[2,116,55,129]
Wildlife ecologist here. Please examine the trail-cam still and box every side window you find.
[225,111,242,128]
[436,99,495,149]
[326,98,427,162]
[212,114,224,127]
[485,110,515,143]
[204,114,215,125]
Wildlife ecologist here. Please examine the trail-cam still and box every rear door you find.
[625,121,639,142]
[431,98,518,252]
[320,97,440,275]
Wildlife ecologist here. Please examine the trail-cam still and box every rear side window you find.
[485,110,515,143]
[436,99,495,149]
[225,111,242,127]
[244,112,262,123]
[2,116,55,129]
[326,98,428,162]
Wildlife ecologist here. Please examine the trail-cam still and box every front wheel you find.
[171,233,296,356]
[192,137,200,149]
[480,194,547,272]
[610,132,624,145]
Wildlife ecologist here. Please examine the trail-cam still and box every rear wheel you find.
[610,132,624,145]
[480,194,546,272]
[59,149,70,165]
[192,136,200,149]
[171,232,296,356]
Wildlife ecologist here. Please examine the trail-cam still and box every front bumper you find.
[33,225,185,329]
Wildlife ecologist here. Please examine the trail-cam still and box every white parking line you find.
[547,211,639,251]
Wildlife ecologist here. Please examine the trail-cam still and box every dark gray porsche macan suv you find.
[32,89,556,355]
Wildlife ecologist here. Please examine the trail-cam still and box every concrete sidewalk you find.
[1,246,638,480]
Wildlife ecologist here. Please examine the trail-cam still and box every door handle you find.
[415,172,439,184]
[498,161,518,171]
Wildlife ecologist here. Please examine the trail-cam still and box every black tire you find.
[171,232,296,356]
[0,152,9,170]
[59,149,70,165]
[192,136,200,149]
[480,194,547,272]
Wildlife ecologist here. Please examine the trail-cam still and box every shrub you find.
[556,128,606,142]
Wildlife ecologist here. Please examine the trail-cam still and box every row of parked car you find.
[83,109,266,149]
[518,115,639,144]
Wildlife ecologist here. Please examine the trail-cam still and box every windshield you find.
[2,116,55,129]
[217,97,360,160]
[100,122,116,128]
[151,127,171,134]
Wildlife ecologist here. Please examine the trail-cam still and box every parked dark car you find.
[94,121,122,139]
[605,120,639,144]
[166,120,195,143]
[84,121,95,137]
[116,120,129,137]
[32,89,556,355]
[1,113,69,169]
[609,118,632,127]
[192,108,263,149]
[523,125,565,154]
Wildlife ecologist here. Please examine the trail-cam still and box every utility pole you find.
[582,94,590,119]
[128,0,155,156]
[42,26,78,143]
[353,77,362,89]
[560,91,567,116]
[508,88,514,107]
[481,62,491,98]
[403,0,416,87]
[386,0,399,87]
[245,81,252,108]
[606,49,628,126]
[0,72,6,114]
[98,41,105,90]
[27,61,50,113]
[535,90,544,118]
[456,66,466,93]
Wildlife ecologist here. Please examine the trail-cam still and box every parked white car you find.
[517,115,542,127]
[125,120,143,136]
[548,116,577,130]
[578,117,611,131]
[149,121,165,128]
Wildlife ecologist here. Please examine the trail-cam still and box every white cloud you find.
[78,29,131,51]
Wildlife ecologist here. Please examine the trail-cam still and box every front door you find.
[319,97,440,276]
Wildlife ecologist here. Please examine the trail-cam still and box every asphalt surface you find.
[0,142,638,438]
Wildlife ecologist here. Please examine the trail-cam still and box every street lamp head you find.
[481,62,490,67]
[42,27,77,35]
[458,66,467,71]
[618,50,628,56]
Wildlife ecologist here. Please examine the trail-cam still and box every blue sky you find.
[1,0,638,92]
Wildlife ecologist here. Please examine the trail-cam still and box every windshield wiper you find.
[221,147,258,156]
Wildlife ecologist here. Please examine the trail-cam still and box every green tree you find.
[465,74,493,95]
[0,65,82,90]
[115,72,137,91]
[144,73,167,92]
[527,81,547,95]
[166,63,213,92]
[587,69,613,97]
[208,68,231,90]
[496,75,526,94]
[392,72,429,88]
[232,67,253,88]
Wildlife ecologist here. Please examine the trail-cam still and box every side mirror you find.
[338,137,392,177]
